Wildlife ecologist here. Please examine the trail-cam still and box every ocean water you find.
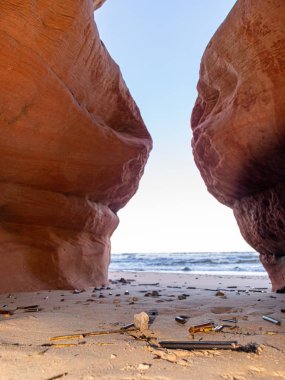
[109,252,265,275]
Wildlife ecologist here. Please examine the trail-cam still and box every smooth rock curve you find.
[0,0,152,292]
[191,0,285,291]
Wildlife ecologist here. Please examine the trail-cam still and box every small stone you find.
[178,295,187,300]
[138,363,151,371]
[110,354,117,359]
[215,291,225,297]
[134,312,149,331]
[124,290,130,295]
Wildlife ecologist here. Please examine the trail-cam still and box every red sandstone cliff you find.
[191,0,285,291]
[0,0,152,292]
[93,0,106,10]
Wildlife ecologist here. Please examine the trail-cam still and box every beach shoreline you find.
[0,271,284,379]
[110,269,267,276]
[109,251,265,275]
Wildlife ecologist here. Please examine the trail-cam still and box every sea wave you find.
[110,251,265,273]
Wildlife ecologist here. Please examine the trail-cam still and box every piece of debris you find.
[159,340,237,350]
[16,305,42,313]
[159,340,262,354]
[50,334,84,342]
[262,315,281,325]
[167,286,181,289]
[24,307,42,313]
[189,322,215,334]
[85,328,137,337]
[43,343,85,348]
[148,309,158,326]
[175,316,189,324]
[46,372,68,380]
[73,289,85,294]
[120,323,135,330]
[118,277,127,283]
[144,290,160,297]
[50,327,138,342]
[214,324,236,332]
[134,312,149,331]
[215,291,225,297]
[235,343,263,354]
[214,325,225,332]
[222,318,237,323]
[0,309,14,316]
[17,305,39,310]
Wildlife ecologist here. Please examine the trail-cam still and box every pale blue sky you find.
[95,0,254,253]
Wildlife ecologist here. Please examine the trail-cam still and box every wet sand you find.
[0,272,285,380]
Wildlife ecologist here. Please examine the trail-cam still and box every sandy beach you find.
[0,271,284,380]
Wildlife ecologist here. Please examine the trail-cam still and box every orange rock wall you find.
[0,0,152,292]
[191,0,285,291]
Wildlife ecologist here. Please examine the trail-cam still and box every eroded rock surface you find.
[93,0,106,10]
[0,0,152,292]
[191,0,285,291]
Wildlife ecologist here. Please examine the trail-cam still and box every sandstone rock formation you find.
[0,0,152,292]
[93,0,106,10]
[191,0,285,291]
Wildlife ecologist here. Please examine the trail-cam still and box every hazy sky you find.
[95,0,254,254]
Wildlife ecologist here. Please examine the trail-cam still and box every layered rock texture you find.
[191,0,285,291]
[0,0,152,292]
